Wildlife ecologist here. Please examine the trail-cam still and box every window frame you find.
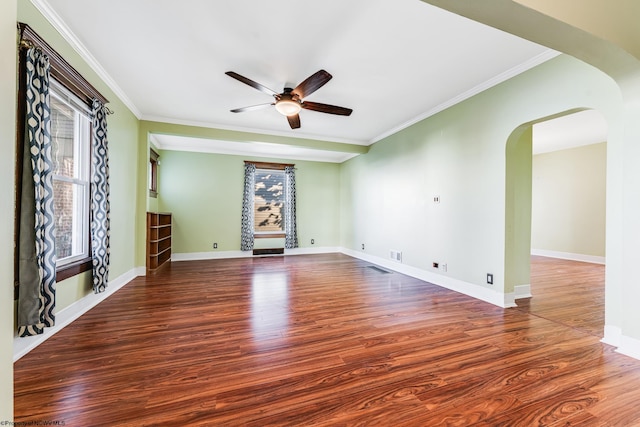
[246,161,293,239]
[149,148,159,198]
[15,23,109,289]
[50,81,93,268]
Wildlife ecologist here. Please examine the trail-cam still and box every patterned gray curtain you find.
[91,100,111,293]
[17,47,57,337]
[240,163,256,251]
[284,166,298,249]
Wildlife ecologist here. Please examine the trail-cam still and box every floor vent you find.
[367,265,392,274]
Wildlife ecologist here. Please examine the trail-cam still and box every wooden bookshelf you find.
[147,212,172,273]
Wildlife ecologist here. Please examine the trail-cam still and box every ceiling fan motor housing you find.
[275,89,301,116]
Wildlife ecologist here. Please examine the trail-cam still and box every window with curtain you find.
[16,24,110,283]
[241,162,298,250]
[15,23,111,336]
[254,168,285,234]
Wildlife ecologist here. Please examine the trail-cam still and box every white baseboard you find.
[600,326,640,362]
[602,325,622,347]
[599,325,640,361]
[340,248,516,308]
[172,247,341,261]
[617,334,640,360]
[514,284,532,300]
[13,266,145,362]
[531,249,605,265]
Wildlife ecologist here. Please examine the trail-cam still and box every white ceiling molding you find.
[141,114,368,146]
[152,134,358,163]
[30,0,142,118]
[371,49,560,144]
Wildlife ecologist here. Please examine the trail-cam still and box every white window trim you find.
[50,80,92,268]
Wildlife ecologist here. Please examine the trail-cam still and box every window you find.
[50,82,91,267]
[254,168,285,234]
[15,23,108,284]
[149,148,159,197]
[241,161,298,250]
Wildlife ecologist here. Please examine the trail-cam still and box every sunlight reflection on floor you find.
[251,271,290,343]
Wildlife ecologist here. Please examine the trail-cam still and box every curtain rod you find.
[245,161,295,170]
[18,22,110,106]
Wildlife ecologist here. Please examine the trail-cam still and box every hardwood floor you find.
[519,256,605,337]
[14,253,640,426]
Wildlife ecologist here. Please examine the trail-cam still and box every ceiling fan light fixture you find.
[275,99,301,116]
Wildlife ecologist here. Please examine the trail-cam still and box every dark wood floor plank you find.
[14,254,640,425]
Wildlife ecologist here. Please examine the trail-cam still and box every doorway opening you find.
[506,109,608,337]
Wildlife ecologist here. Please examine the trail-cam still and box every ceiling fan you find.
[225,70,353,129]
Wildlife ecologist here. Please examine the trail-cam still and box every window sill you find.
[254,233,286,239]
[56,257,92,281]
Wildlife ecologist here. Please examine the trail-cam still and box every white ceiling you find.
[533,110,608,155]
[37,0,563,160]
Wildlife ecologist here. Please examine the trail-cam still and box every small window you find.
[50,82,91,267]
[254,168,285,234]
[149,148,159,198]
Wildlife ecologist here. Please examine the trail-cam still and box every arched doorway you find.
[505,108,608,337]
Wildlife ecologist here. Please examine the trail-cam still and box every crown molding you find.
[141,114,369,147]
[30,0,142,118]
[370,49,561,144]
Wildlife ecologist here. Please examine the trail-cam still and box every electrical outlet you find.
[362,243,365,250]
[433,195,440,203]
[487,273,493,284]
[213,243,218,249]
[311,238,315,245]
[433,262,439,269]
[442,263,447,272]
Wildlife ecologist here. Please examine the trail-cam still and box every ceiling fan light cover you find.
[275,100,301,116]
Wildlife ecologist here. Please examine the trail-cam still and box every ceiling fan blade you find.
[301,101,353,116]
[230,103,274,113]
[225,71,278,97]
[291,70,332,99]
[287,114,301,129]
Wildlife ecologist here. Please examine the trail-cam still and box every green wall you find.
[157,150,341,253]
[505,126,533,294]
[532,142,607,258]
[340,54,620,300]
